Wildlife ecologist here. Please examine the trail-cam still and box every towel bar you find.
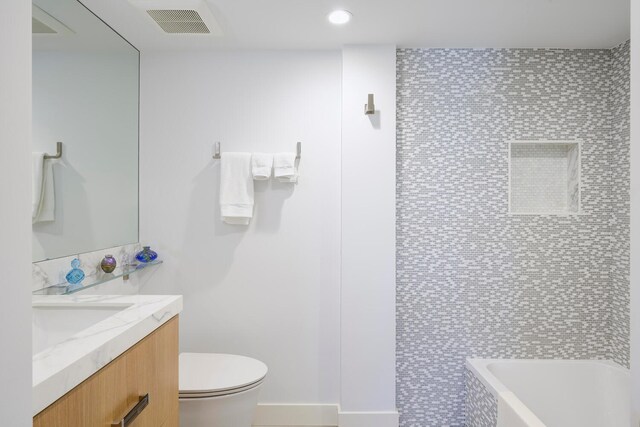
[213,141,301,160]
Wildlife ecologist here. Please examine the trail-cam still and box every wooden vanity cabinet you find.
[33,316,179,427]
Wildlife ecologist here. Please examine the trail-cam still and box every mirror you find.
[32,0,139,262]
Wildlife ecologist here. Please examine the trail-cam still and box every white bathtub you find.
[466,359,630,427]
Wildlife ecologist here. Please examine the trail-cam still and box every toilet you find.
[179,353,268,427]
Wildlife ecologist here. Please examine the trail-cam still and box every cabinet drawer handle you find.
[112,394,150,427]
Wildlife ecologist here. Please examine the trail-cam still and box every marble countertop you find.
[32,294,183,415]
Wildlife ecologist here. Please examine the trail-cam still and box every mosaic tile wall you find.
[465,369,497,427]
[396,43,630,426]
[609,41,630,367]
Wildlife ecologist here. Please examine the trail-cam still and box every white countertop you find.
[32,294,183,415]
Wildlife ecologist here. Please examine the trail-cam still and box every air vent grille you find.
[147,9,200,21]
[146,9,211,34]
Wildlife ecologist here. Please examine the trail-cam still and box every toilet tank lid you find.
[179,353,268,393]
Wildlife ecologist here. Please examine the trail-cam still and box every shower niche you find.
[508,140,581,215]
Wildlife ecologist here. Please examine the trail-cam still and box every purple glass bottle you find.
[100,255,117,273]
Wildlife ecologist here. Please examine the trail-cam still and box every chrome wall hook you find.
[44,142,63,160]
[364,93,375,115]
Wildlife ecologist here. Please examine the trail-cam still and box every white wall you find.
[0,0,32,425]
[32,51,138,262]
[340,45,398,427]
[631,0,639,421]
[139,51,342,406]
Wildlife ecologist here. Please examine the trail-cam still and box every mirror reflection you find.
[32,0,139,262]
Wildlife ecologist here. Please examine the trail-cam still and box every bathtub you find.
[465,359,630,427]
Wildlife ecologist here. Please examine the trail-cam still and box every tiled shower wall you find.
[609,41,630,371]
[396,42,630,426]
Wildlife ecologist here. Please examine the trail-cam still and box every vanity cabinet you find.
[33,316,179,427]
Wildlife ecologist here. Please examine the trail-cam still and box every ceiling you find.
[79,0,630,51]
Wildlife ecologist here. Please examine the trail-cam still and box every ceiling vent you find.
[129,0,222,35]
[32,5,74,35]
[147,9,210,34]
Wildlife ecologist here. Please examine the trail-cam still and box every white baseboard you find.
[252,404,399,427]
[253,404,339,426]
[337,410,399,427]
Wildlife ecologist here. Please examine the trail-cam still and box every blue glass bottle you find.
[135,246,158,263]
[65,258,85,292]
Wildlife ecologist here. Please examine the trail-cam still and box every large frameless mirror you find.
[32,0,139,262]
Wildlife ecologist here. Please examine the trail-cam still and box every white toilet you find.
[179,353,268,427]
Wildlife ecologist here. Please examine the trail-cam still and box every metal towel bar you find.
[213,141,301,160]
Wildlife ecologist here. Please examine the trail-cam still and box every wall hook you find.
[44,142,63,160]
[364,93,375,115]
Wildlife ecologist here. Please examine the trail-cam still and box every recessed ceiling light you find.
[328,10,352,25]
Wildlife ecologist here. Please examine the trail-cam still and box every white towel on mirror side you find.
[251,153,273,180]
[32,153,55,224]
[273,152,298,183]
[220,153,254,225]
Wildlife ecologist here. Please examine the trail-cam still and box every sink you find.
[32,295,183,415]
[32,303,132,355]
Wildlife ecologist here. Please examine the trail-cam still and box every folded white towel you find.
[220,153,254,225]
[273,152,298,183]
[251,153,273,181]
[32,153,44,220]
[32,153,55,224]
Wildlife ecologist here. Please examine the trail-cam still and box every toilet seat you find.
[179,353,268,399]
[179,379,264,399]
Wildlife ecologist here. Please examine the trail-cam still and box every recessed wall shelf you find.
[508,140,581,215]
[32,260,163,296]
